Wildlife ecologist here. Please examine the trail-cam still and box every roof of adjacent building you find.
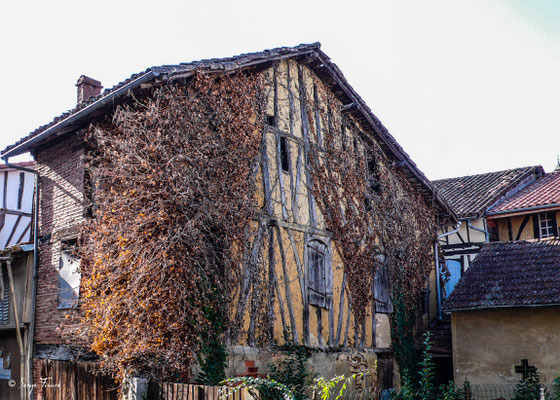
[443,240,560,311]
[0,161,34,170]
[488,172,560,216]
[432,166,543,218]
[1,42,456,220]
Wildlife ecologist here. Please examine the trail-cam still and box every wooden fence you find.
[147,382,253,400]
[39,359,119,400]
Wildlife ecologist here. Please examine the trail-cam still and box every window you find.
[366,151,381,194]
[538,212,556,239]
[307,238,332,309]
[280,136,290,172]
[58,240,81,309]
[374,254,393,313]
[266,114,276,127]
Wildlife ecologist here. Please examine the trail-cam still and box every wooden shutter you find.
[532,214,540,239]
[374,256,393,314]
[549,212,558,237]
[308,239,331,309]
[308,247,321,306]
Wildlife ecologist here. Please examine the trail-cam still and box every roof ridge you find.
[1,43,321,157]
[433,165,540,183]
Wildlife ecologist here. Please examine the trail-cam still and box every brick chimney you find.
[76,75,103,103]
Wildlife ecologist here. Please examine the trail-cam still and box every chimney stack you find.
[76,75,102,103]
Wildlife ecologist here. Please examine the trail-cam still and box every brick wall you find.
[33,133,86,399]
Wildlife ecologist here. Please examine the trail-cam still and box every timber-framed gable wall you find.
[238,59,434,350]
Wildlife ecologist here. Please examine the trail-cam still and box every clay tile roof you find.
[443,240,560,311]
[432,166,543,218]
[1,42,456,220]
[2,43,321,157]
[488,172,560,215]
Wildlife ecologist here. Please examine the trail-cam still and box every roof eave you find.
[487,203,560,219]
[444,302,560,313]
[1,71,157,159]
[314,51,457,221]
[1,45,458,221]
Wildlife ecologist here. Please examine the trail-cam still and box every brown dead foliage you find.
[79,72,263,381]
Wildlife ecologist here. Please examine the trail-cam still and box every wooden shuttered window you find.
[307,238,333,309]
[374,255,393,314]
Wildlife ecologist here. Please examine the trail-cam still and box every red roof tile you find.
[488,172,560,215]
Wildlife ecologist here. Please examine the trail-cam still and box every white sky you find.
[1,0,559,179]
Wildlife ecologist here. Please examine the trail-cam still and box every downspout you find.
[467,218,489,242]
[435,221,461,320]
[2,157,38,399]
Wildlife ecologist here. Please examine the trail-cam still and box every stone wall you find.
[451,307,560,385]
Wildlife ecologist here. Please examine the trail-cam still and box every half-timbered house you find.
[2,43,456,398]
[0,162,36,400]
[443,169,560,386]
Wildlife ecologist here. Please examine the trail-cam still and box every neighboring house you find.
[443,169,560,386]
[0,162,35,400]
[486,171,560,241]
[432,166,543,299]
[444,240,560,385]
[428,167,543,381]
[0,162,35,248]
[1,43,455,398]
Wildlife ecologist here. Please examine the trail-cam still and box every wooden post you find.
[6,259,26,400]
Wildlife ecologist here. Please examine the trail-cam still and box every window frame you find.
[305,236,333,309]
[538,212,556,239]
[57,239,81,309]
[374,254,393,314]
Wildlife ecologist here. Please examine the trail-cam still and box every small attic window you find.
[266,114,276,127]
[366,151,381,194]
[280,136,290,172]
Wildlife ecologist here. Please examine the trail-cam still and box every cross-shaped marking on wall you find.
[515,359,536,380]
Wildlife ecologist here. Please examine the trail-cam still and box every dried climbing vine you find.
[79,72,264,381]
[308,84,437,333]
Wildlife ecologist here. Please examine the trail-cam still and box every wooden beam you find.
[516,215,530,240]
[273,65,289,221]
[285,228,309,346]
[298,64,317,228]
[0,208,32,218]
[4,215,22,248]
[268,217,331,237]
[274,225,299,343]
[2,171,7,209]
[267,227,278,343]
[17,172,24,210]
[316,307,323,347]
[16,221,31,245]
[335,272,346,346]
[6,259,25,400]
[231,220,266,343]
[341,102,358,114]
